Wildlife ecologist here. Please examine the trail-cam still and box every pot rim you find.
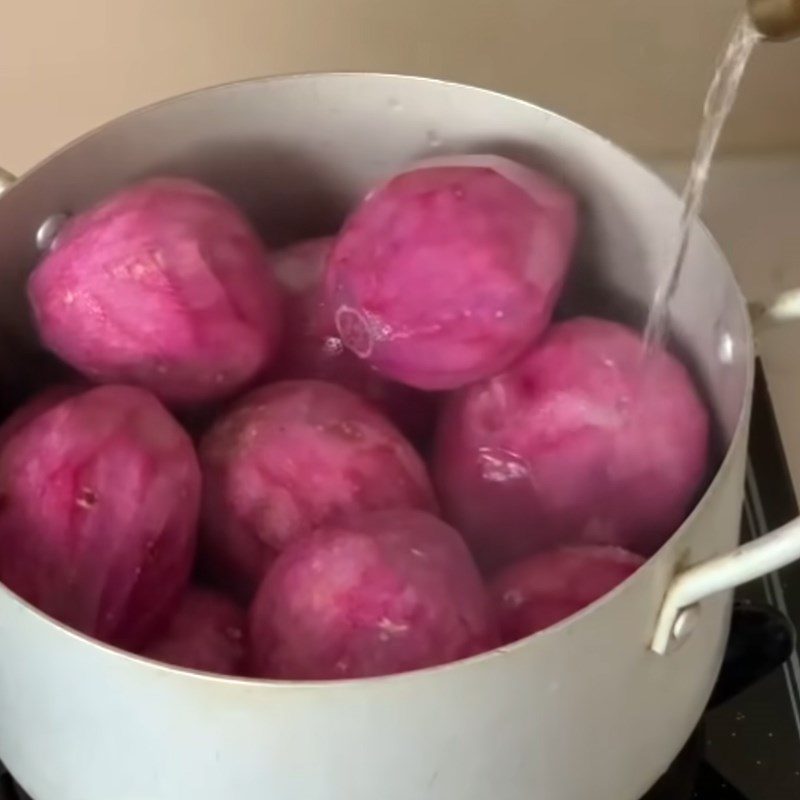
[0,71,756,687]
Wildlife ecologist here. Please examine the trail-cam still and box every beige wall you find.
[1,0,799,173]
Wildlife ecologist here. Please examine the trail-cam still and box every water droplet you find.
[377,617,409,636]
[477,447,530,482]
[75,487,98,510]
[336,306,374,358]
[503,590,524,608]
[388,97,403,112]
[322,336,344,356]
[325,421,363,441]
[426,130,442,148]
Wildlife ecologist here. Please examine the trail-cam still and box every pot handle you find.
[749,290,800,328]
[651,516,800,653]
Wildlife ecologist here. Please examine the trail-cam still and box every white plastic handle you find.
[652,515,800,653]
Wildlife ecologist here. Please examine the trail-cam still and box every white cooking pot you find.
[0,73,799,800]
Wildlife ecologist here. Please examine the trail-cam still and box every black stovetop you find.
[2,361,800,800]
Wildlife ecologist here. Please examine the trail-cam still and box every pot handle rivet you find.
[36,214,69,252]
[668,604,701,651]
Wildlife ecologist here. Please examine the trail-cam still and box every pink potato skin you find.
[433,317,710,571]
[248,508,498,680]
[140,586,245,675]
[489,545,645,643]
[272,237,436,443]
[199,380,439,600]
[326,155,577,390]
[27,177,282,407]
[0,385,201,647]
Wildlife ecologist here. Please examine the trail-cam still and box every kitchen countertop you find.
[657,155,800,496]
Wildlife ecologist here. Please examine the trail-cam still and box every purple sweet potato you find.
[272,237,435,443]
[0,384,201,646]
[28,177,282,406]
[248,508,497,679]
[140,586,245,675]
[199,380,438,600]
[326,155,577,390]
[489,545,645,643]
[433,317,710,571]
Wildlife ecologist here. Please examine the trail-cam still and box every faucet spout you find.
[748,0,800,40]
